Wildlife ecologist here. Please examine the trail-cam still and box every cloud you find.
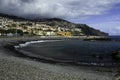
[0,0,120,19]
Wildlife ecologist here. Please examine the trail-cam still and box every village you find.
[0,16,83,37]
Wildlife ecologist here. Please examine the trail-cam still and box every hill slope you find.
[0,13,108,36]
[38,18,108,36]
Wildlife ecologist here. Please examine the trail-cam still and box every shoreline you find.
[0,36,119,80]
[3,36,120,67]
[0,35,110,41]
[9,37,119,67]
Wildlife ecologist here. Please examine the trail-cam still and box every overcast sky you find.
[0,0,120,35]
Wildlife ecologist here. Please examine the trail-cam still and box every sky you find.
[0,0,120,35]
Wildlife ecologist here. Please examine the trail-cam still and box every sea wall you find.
[0,36,109,42]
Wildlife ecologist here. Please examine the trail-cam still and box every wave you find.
[14,40,61,48]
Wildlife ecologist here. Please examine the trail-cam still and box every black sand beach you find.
[0,36,120,80]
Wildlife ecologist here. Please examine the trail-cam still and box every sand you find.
[0,37,119,80]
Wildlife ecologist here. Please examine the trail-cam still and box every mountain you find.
[38,18,108,36]
[0,13,108,36]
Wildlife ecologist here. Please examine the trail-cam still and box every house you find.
[0,33,2,36]
[74,28,82,32]
[33,31,44,36]
[0,25,3,28]
[46,31,56,36]
[57,32,72,37]
[37,31,44,36]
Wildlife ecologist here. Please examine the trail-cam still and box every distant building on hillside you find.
[46,31,56,36]
[0,22,3,28]
[33,31,44,36]
[0,25,2,28]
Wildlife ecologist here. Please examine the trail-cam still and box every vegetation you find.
[0,29,23,36]
[0,13,108,37]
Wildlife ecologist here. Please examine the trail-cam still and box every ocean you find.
[16,36,120,66]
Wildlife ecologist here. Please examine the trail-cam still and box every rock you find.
[112,51,120,60]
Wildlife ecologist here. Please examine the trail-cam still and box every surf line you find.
[14,40,62,48]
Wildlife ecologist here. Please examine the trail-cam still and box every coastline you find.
[5,36,114,67]
[14,40,120,67]
[0,36,119,80]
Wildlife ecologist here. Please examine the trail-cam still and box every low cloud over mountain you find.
[0,0,119,19]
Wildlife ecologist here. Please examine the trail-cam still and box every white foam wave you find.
[15,40,61,48]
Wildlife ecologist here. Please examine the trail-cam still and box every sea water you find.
[16,36,120,66]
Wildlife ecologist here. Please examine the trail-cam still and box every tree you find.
[17,29,23,36]
[11,24,17,28]
[4,29,23,36]
[0,29,4,33]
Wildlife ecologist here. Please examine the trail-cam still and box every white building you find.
[74,28,82,32]
[0,25,3,28]
[34,31,44,36]
[46,31,56,36]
